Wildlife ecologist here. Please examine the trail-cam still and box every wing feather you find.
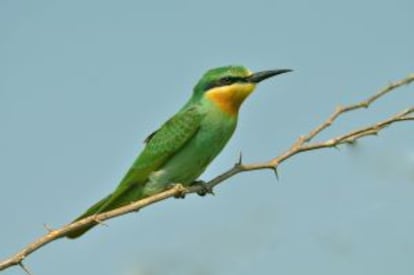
[119,105,204,189]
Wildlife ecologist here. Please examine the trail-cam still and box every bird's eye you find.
[220,77,233,85]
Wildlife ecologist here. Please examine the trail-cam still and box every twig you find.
[302,74,414,143]
[1,73,413,272]
[0,185,186,271]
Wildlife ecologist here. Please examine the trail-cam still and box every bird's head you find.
[193,65,291,116]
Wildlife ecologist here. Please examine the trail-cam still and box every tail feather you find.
[66,184,144,239]
[66,194,112,239]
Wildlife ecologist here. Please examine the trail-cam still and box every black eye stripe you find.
[205,76,247,91]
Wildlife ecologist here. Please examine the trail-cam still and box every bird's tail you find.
[66,194,112,239]
[66,184,144,239]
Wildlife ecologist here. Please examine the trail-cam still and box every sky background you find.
[1,1,414,274]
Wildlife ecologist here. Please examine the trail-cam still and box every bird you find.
[66,65,291,238]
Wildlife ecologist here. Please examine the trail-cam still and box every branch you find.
[1,73,413,273]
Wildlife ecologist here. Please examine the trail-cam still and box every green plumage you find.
[67,65,290,238]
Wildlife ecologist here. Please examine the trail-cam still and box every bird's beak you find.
[246,69,292,83]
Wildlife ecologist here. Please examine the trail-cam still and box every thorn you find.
[237,151,243,166]
[272,166,279,182]
[43,223,54,233]
[346,139,356,145]
[19,262,33,275]
[333,144,341,150]
[93,216,108,227]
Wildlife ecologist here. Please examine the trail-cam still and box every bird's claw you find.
[43,223,54,233]
[192,180,215,196]
[168,183,187,199]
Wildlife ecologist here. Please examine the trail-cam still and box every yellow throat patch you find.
[205,83,256,116]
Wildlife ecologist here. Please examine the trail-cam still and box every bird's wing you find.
[131,105,203,180]
[66,105,205,237]
[117,105,204,191]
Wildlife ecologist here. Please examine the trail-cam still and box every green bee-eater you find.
[67,65,291,238]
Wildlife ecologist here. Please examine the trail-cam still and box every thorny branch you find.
[1,73,414,273]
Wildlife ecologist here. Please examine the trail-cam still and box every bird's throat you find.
[205,83,256,116]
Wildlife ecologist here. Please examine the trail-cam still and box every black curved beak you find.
[246,69,292,83]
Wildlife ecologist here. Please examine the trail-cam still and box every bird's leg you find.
[191,180,215,196]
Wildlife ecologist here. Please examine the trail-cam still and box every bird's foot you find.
[168,183,187,199]
[192,180,215,196]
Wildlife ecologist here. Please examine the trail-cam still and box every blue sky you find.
[1,1,413,274]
